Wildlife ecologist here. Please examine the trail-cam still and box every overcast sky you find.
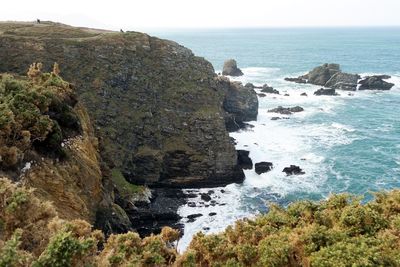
[2,0,400,31]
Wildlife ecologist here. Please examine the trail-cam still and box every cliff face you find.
[0,22,253,187]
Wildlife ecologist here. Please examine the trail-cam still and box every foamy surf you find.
[177,68,400,252]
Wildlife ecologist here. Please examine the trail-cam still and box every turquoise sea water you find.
[151,28,400,250]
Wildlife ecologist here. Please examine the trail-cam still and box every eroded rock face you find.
[325,72,360,91]
[219,77,258,131]
[0,22,247,188]
[222,59,243,76]
[359,75,394,90]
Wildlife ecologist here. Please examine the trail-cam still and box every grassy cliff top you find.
[0,21,115,39]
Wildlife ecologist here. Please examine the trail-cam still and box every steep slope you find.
[0,21,256,188]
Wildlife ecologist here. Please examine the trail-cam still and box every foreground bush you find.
[1,175,400,266]
[0,63,80,170]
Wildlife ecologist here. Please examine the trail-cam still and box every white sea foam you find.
[177,67,399,253]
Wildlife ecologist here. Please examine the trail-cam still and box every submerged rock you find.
[237,150,253,170]
[358,75,394,90]
[282,165,305,175]
[222,59,244,76]
[314,88,339,96]
[255,162,274,174]
[300,92,308,96]
[268,106,304,115]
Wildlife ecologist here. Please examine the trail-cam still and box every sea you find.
[150,27,400,251]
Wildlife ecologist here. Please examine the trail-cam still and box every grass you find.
[111,168,144,197]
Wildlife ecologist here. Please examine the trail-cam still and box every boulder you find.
[260,84,280,94]
[257,93,266,97]
[313,88,339,96]
[358,75,394,90]
[237,150,253,170]
[200,193,212,202]
[284,77,307,84]
[300,92,308,96]
[282,165,305,175]
[325,72,360,91]
[268,106,304,115]
[255,162,274,174]
[222,59,244,76]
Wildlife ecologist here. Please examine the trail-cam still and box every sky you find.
[1,0,400,31]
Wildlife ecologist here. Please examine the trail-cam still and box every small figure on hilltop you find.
[37,19,41,24]
[120,29,124,33]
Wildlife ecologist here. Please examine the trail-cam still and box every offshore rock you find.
[314,88,339,96]
[284,77,307,84]
[268,106,304,115]
[260,84,280,94]
[237,150,253,170]
[282,165,305,175]
[306,63,341,86]
[358,75,394,90]
[255,162,273,174]
[222,59,244,76]
[325,72,360,91]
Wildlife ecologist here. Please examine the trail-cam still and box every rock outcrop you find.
[359,75,394,90]
[220,77,258,131]
[282,165,305,175]
[222,59,243,76]
[284,77,307,84]
[325,72,360,91]
[314,88,339,96]
[260,84,280,94]
[305,63,341,86]
[237,150,253,170]
[0,22,248,189]
[255,162,273,174]
[268,106,304,115]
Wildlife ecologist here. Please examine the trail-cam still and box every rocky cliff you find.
[0,21,257,188]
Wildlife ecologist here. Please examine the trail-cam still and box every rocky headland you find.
[0,22,258,237]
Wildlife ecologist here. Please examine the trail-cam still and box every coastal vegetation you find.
[1,174,400,266]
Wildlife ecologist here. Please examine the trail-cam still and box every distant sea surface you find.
[150,28,400,251]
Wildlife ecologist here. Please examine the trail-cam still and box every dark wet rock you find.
[219,203,227,206]
[222,59,243,76]
[255,162,274,174]
[261,84,280,94]
[314,88,339,96]
[220,189,226,193]
[187,202,196,207]
[284,93,290,96]
[258,93,266,97]
[209,212,217,216]
[285,77,307,84]
[208,190,215,195]
[325,72,360,91]
[201,193,212,202]
[124,188,186,237]
[282,165,305,175]
[358,75,394,90]
[203,227,210,231]
[268,106,304,115]
[306,63,341,86]
[237,150,253,170]
[271,117,289,121]
[187,213,203,222]
[300,92,308,96]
